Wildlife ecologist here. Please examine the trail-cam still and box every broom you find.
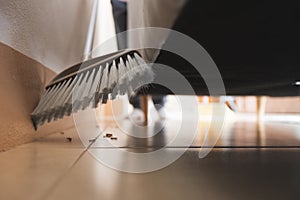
[31,0,153,130]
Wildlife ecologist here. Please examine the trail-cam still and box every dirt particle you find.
[104,133,113,138]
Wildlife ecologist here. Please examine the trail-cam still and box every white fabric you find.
[0,0,117,73]
[92,0,118,58]
[128,0,185,62]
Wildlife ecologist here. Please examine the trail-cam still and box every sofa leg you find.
[257,96,267,121]
[140,95,148,126]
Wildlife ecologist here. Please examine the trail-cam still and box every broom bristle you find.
[31,50,154,130]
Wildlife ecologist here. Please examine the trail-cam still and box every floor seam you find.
[38,126,108,200]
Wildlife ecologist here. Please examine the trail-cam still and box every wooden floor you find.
[0,109,300,200]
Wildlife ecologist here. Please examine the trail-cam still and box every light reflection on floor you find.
[0,98,300,200]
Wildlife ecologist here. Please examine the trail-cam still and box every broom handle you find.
[82,0,99,61]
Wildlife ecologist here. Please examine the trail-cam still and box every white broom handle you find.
[82,0,99,61]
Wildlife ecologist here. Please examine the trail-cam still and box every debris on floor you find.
[104,133,113,138]
[103,132,118,140]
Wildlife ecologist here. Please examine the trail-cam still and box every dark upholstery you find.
[148,0,300,96]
